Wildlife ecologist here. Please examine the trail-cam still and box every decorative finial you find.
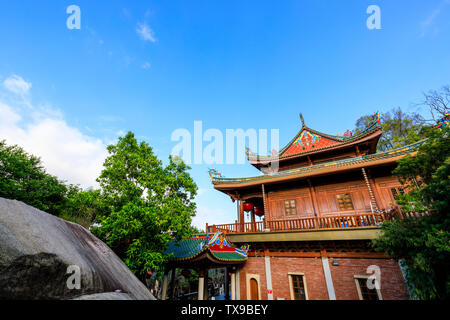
[299,113,305,127]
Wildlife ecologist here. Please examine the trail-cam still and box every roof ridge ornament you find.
[299,113,305,127]
[208,168,223,180]
[368,111,381,128]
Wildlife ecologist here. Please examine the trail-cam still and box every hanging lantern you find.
[243,202,254,212]
[147,270,152,275]
[254,206,264,217]
[181,269,191,277]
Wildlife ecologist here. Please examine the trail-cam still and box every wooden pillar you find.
[361,168,379,213]
[169,268,176,299]
[197,276,204,300]
[231,272,236,300]
[307,179,320,217]
[161,272,169,300]
[197,269,208,300]
[224,267,230,300]
[236,200,240,227]
[251,209,256,232]
[240,201,245,232]
[235,269,240,300]
[203,272,209,300]
[262,184,269,230]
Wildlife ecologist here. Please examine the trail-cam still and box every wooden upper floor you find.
[206,114,425,239]
[206,164,426,238]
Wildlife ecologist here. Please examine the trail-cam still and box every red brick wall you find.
[328,258,408,300]
[238,256,408,300]
[239,256,267,300]
[270,257,328,300]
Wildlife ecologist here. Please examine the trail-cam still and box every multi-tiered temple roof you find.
[209,113,423,194]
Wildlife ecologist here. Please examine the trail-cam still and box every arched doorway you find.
[250,278,259,300]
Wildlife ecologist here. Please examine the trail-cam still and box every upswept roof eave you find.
[209,250,248,262]
[213,140,425,188]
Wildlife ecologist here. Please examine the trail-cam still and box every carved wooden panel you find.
[268,187,314,219]
[374,176,403,208]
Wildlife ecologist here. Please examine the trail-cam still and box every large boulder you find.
[0,198,155,300]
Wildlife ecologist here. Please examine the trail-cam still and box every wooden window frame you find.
[284,199,297,216]
[390,187,405,198]
[336,193,354,211]
[354,275,382,300]
[288,273,309,300]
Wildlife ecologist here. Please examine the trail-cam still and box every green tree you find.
[59,186,106,228]
[91,132,198,276]
[0,140,67,215]
[355,107,425,152]
[373,126,450,299]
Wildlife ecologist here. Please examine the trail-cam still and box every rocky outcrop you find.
[0,198,155,300]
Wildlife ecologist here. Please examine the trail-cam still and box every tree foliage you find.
[373,126,450,299]
[0,140,105,227]
[91,132,198,276]
[0,140,67,215]
[355,107,425,152]
[59,186,107,228]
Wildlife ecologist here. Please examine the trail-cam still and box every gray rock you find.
[72,292,134,300]
[0,198,155,300]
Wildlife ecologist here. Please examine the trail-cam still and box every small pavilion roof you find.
[164,231,249,264]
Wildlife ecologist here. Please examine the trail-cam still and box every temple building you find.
[164,113,426,300]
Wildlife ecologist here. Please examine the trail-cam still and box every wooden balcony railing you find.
[206,210,430,234]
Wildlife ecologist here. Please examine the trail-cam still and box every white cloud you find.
[0,78,108,189]
[141,61,151,69]
[3,75,32,95]
[420,0,450,37]
[136,22,157,42]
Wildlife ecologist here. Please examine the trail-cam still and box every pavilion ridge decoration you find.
[235,244,250,257]
[434,113,450,128]
[295,130,320,148]
[208,168,223,181]
[203,231,249,255]
[245,112,382,162]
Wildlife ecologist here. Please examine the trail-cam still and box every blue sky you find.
[0,0,449,228]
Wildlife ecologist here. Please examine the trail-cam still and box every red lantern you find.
[243,202,254,212]
[254,206,264,217]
